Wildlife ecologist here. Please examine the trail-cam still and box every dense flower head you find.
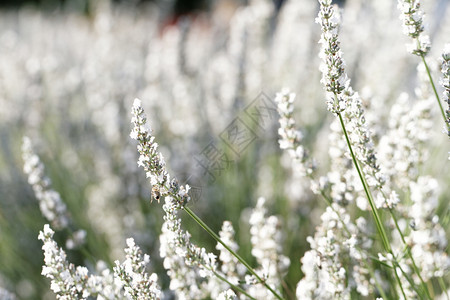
[297,205,352,300]
[407,176,450,280]
[217,289,237,300]
[440,44,450,136]
[159,205,218,299]
[130,99,170,199]
[22,137,70,230]
[378,92,432,190]
[130,98,190,207]
[38,224,91,299]
[397,0,431,56]
[275,88,316,176]
[247,197,289,299]
[113,238,162,300]
[39,224,161,299]
[216,221,244,282]
[316,0,349,114]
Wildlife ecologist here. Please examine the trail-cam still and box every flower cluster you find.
[316,0,387,208]
[130,98,190,207]
[113,238,162,300]
[22,137,70,230]
[22,137,86,249]
[296,204,373,299]
[216,221,244,284]
[297,205,350,300]
[407,176,450,280]
[378,92,432,190]
[440,44,450,137]
[217,289,237,300]
[159,204,219,299]
[39,224,161,299]
[275,89,316,176]
[247,197,289,299]
[131,99,222,298]
[316,0,349,114]
[397,0,431,56]
[38,224,92,299]
[326,118,359,206]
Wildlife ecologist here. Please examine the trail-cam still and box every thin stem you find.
[335,111,422,298]
[212,269,256,300]
[337,112,391,252]
[438,276,450,300]
[388,207,432,299]
[421,55,447,127]
[393,263,408,300]
[183,206,285,300]
[395,258,428,300]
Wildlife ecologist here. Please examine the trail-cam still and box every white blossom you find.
[440,43,450,137]
[247,197,289,299]
[113,238,162,299]
[397,0,431,56]
[275,88,316,177]
[22,137,70,230]
[39,224,161,299]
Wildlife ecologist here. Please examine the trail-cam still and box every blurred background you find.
[0,0,448,299]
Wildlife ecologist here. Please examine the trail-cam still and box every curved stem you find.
[421,55,447,128]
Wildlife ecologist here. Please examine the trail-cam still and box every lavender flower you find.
[315,0,349,115]
[217,289,237,300]
[130,98,219,298]
[247,197,289,299]
[22,137,86,248]
[216,221,245,284]
[130,98,190,207]
[38,224,92,299]
[275,88,316,176]
[131,99,173,204]
[397,0,431,56]
[440,44,450,136]
[316,1,386,197]
[39,224,161,299]
[22,137,70,230]
[296,205,351,300]
[159,205,218,299]
[297,204,373,299]
[407,176,450,280]
[378,92,432,190]
[113,238,162,299]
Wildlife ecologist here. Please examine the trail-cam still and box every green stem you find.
[212,269,256,300]
[438,276,449,300]
[393,263,408,300]
[336,112,421,298]
[421,55,447,128]
[388,207,432,299]
[183,206,285,300]
[395,257,428,300]
[337,113,391,252]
